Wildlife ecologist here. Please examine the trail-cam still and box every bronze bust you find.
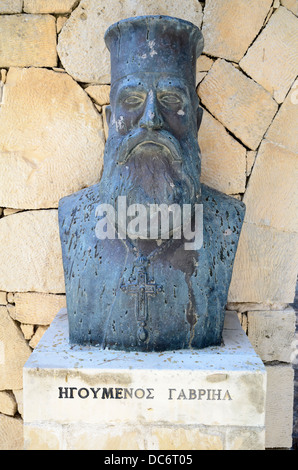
[58,16,245,351]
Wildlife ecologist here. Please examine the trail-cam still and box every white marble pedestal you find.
[23,309,266,450]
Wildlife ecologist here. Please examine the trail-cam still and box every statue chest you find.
[62,225,228,351]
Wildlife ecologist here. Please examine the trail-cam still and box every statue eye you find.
[124,95,144,107]
[159,94,181,106]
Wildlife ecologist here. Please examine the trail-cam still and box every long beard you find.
[99,130,201,238]
[102,130,199,205]
[125,148,193,207]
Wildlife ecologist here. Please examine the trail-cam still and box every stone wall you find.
[0,0,297,450]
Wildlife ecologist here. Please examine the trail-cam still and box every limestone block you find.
[243,140,298,233]
[0,414,23,450]
[20,324,34,341]
[266,81,298,154]
[0,0,22,13]
[12,293,66,325]
[0,391,17,416]
[57,0,203,83]
[281,0,298,15]
[228,222,298,303]
[0,70,7,84]
[85,85,111,105]
[265,364,294,448]
[57,16,68,33]
[0,68,105,209]
[198,109,246,194]
[13,389,23,418]
[29,326,48,349]
[202,0,272,62]
[0,210,65,293]
[0,15,57,68]
[238,313,248,335]
[3,209,21,216]
[24,0,78,14]
[198,60,278,150]
[240,7,298,103]
[197,55,214,73]
[0,292,6,305]
[247,308,296,363]
[0,307,32,391]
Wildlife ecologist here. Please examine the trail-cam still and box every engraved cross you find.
[120,256,163,341]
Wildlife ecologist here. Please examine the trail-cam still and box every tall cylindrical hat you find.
[104,15,204,87]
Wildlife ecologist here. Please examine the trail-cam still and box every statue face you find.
[101,71,202,237]
[112,73,195,141]
[108,71,201,160]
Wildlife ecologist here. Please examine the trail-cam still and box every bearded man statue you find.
[58,16,245,351]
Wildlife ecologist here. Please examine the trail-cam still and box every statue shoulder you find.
[201,184,245,218]
[201,183,246,243]
[58,184,101,240]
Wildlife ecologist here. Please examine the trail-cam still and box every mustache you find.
[116,128,183,164]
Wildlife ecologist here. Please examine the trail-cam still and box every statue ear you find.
[197,106,203,131]
[105,105,112,127]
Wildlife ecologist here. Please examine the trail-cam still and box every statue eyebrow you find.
[117,83,146,94]
[157,87,188,100]
[156,81,188,95]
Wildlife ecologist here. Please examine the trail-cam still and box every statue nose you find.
[139,92,163,130]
